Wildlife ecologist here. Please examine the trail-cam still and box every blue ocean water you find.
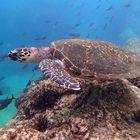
[0,0,140,128]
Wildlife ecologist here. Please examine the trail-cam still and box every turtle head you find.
[8,47,50,63]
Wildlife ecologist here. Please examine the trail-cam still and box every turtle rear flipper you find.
[39,59,81,90]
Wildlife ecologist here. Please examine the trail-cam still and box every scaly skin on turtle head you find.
[8,47,50,63]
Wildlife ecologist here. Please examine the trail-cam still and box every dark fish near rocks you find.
[0,95,15,110]
[0,91,3,96]
[32,65,39,72]
[34,36,46,41]
[86,34,91,38]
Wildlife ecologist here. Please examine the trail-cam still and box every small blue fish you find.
[103,23,108,30]
[105,5,113,11]
[124,3,132,8]
[96,5,101,9]
[109,15,114,22]
[22,64,29,70]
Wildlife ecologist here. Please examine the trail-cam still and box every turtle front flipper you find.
[39,59,81,90]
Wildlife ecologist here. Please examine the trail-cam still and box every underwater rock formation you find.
[0,79,140,140]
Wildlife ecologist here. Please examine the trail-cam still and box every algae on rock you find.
[0,79,140,140]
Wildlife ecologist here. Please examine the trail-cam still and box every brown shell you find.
[50,39,140,79]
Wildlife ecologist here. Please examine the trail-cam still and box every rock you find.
[0,79,140,140]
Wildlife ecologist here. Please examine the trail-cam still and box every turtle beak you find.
[8,51,18,61]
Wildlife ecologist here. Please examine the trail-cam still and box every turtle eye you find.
[8,53,12,57]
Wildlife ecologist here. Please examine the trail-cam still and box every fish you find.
[34,36,46,41]
[0,91,3,96]
[21,32,27,36]
[124,3,132,8]
[94,28,97,32]
[81,2,85,7]
[75,23,80,27]
[34,37,41,41]
[72,23,80,29]
[0,76,5,81]
[22,64,29,70]
[89,22,96,32]
[0,42,4,46]
[96,5,101,9]
[68,33,80,38]
[86,34,90,38]
[103,23,108,30]
[32,65,39,72]
[105,5,113,11]
[45,20,51,23]
[41,36,47,40]
[0,95,15,110]
[54,21,59,26]
[26,80,32,87]
[109,15,114,22]
[89,22,95,27]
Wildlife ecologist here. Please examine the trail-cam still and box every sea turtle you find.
[7,39,140,90]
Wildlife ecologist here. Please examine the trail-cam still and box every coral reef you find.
[0,79,140,140]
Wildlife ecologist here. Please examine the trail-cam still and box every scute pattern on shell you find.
[51,39,140,79]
